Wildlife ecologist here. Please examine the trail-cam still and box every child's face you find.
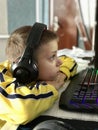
[37,40,62,81]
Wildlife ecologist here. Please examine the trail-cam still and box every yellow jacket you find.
[0,55,77,128]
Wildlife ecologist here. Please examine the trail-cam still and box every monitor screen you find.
[94,0,98,69]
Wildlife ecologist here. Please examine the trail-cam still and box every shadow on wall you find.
[0,39,7,62]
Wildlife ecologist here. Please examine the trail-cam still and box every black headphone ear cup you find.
[11,60,39,84]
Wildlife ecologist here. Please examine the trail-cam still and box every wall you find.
[7,0,36,34]
[0,39,7,61]
[0,0,8,61]
[0,0,8,34]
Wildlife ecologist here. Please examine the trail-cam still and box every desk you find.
[2,48,97,130]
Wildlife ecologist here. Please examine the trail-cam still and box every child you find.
[0,23,77,128]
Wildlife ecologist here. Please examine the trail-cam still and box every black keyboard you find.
[59,67,98,113]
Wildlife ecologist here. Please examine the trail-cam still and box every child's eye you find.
[50,54,57,61]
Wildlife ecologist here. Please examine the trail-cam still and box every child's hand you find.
[46,72,66,90]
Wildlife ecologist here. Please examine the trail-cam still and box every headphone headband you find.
[22,22,47,59]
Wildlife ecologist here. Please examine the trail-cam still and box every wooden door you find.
[49,0,78,50]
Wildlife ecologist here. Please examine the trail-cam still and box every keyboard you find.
[59,67,98,113]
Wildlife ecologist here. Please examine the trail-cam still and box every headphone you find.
[11,22,47,84]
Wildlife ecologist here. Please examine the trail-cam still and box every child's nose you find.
[57,58,62,66]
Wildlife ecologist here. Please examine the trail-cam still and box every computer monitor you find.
[94,0,98,69]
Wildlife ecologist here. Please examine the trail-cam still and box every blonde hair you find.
[6,26,32,62]
[6,25,59,63]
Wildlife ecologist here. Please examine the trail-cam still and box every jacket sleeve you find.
[0,81,59,125]
[0,61,59,125]
[59,55,78,80]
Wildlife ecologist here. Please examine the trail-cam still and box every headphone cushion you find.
[11,60,38,84]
